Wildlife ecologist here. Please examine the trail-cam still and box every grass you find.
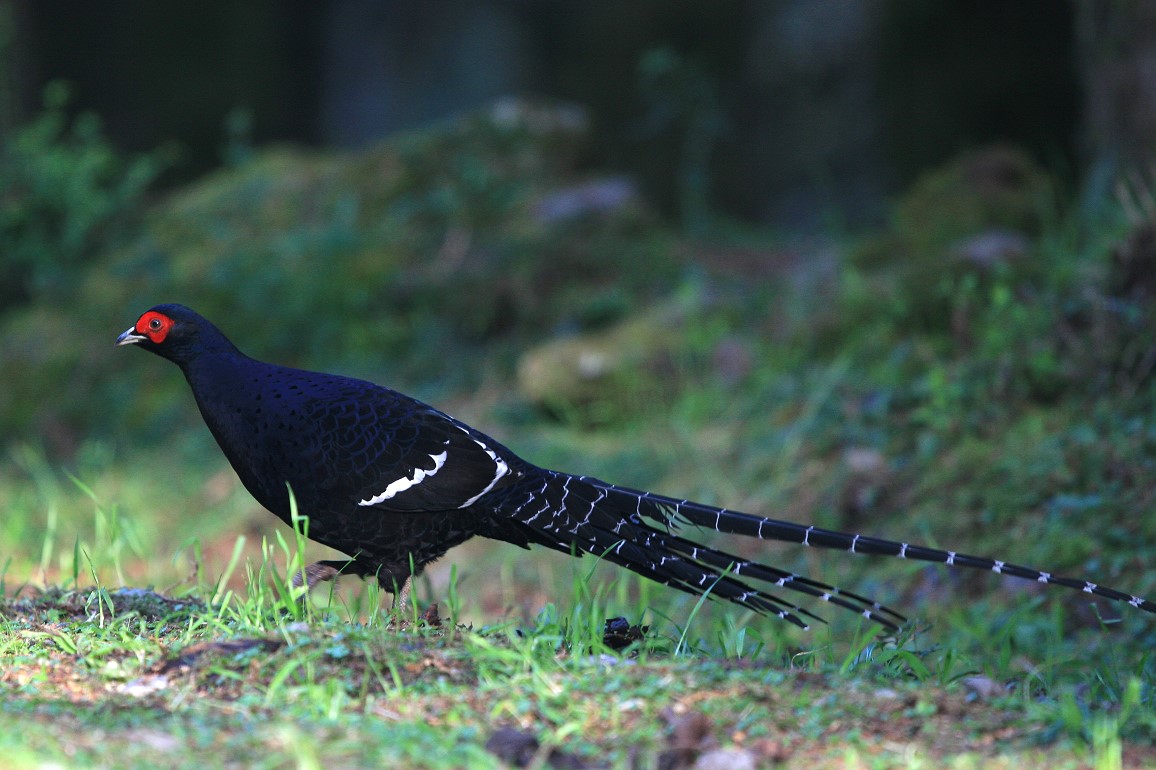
[1,573,1153,769]
[2,448,1155,768]
[3,351,1156,770]
[3,346,1156,767]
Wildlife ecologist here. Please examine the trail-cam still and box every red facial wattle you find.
[136,311,174,344]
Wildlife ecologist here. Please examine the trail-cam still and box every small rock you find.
[533,178,637,224]
[950,228,1030,269]
[485,727,540,767]
[961,675,1007,700]
[420,602,442,627]
[484,727,592,769]
[693,748,757,770]
[657,710,716,770]
[120,675,170,698]
[602,617,648,650]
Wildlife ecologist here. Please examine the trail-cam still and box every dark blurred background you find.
[7,0,1148,230]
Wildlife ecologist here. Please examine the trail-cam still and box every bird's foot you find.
[384,578,442,629]
[385,576,414,628]
[291,560,344,590]
[394,576,413,614]
[387,602,442,630]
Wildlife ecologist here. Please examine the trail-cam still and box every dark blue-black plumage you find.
[118,304,1156,629]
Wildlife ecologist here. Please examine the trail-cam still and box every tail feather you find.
[584,489,905,626]
[585,478,1156,618]
[504,469,906,629]
[497,468,1156,627]
[659,532,907,627]
[592,528,824,629]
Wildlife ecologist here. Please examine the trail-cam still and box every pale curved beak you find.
[116,327,146,346]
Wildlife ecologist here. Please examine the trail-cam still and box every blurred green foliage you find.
[0,82,169,311]
[832,144,1154,416]
[0,83,1150,484]
[846,146,1050,334]
[0,98,683,447]
[636,47,724,236]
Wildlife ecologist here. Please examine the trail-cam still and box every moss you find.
[516,300,690,425]
[847,146,1051,334]
[1,99,685,442]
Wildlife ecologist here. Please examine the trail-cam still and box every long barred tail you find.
[505,469,906,629]
[501,468,1156,629]
[595,478,1156,619]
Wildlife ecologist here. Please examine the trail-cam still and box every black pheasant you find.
[118,304,1156,630]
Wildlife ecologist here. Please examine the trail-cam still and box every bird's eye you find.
[137,310,174,343]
